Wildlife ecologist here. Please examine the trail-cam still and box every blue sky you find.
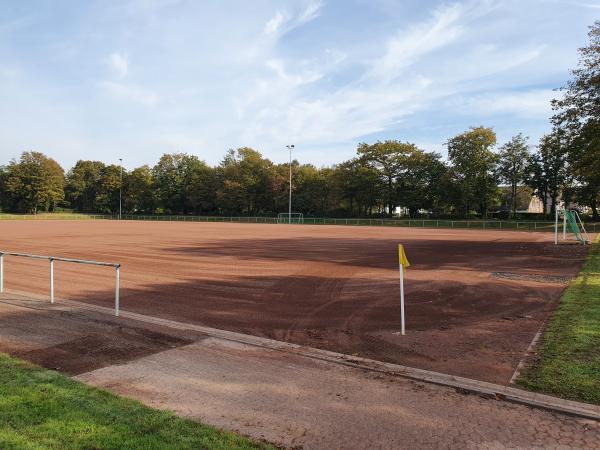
[0,0,598,170]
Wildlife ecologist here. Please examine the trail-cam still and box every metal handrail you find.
[0,251,120,268]
[0,251,121,316]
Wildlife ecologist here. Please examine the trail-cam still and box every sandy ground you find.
[0,220,590,383]
[0,295,598,450]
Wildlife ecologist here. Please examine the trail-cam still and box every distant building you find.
[527,196,545,213]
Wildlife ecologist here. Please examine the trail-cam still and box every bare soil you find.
[0,297,196,375]
[0,220,591,383]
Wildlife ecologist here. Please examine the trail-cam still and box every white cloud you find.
[298,0,323,24]
[238,2,515,148]
[265,59,323,85]
[368,3,465,82]
[99,81,158,106]
[542,0,600,8]
[263,0,322,38]
[457,90,555,119]
[264,11,285,36]
[107,52,129,77]
[0,0,588,169]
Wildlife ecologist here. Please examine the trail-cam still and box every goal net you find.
[555,208,590,245]
[277,213,304,224]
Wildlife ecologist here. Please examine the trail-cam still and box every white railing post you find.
[115,265,120,317]
[50,258,55,304]
[0,253,3,293]
[555,205,559,244]
[1,251,120,314]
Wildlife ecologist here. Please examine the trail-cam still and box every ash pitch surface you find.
[0,220,589,383]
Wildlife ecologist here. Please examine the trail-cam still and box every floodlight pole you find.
[286,145,294,224]
[119,158,123,220]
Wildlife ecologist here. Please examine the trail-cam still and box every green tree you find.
[152,153,207,214]
[65,160,105,212]
[332,159,381,216]
[186,162,218,214]
[357,140,422,216]
[497,134,530,219]
[313,167,338,215]
[0,165,8,212]
[124,165,155,213]
[3,152,64,214]
[94,164,123,214]
[397,151,448,217]
[269,162,293,215]
[526,132,569,217]
[552,21,600,219]
[217,148,273,215]
[447,126,499,218]
[498,185,534,215]
[291,165,335,216]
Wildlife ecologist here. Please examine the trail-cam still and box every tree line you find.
[1,22,599,220]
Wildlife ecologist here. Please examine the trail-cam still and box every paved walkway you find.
[77,337,600,449]
[1,294,599,449]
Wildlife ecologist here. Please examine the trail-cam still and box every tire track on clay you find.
[280,264,357,342]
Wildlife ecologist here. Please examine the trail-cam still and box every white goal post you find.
[554,207,590,245]
[277,213,304,224]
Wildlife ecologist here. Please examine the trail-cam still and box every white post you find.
[119,158,123,220]
[115,266,120,317]
[50,258,55,304]
[399,263,405,336]
[0,253,3,293]
[563,208,567,240]
[289,146,292,224]
[554,206,558,245]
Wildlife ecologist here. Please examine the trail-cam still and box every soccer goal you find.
[555,207,590,245]
[277,213,304,224]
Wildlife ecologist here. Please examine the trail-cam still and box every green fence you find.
[2,213,598,233]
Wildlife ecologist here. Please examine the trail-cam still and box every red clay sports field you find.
[0,220,591,384]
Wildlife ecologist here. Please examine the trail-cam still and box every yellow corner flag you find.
[398,244,410,269]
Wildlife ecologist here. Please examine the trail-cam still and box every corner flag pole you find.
[398,244,410,336]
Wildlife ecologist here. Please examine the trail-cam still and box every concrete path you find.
[77,336,600,450]
[1,293,599,449]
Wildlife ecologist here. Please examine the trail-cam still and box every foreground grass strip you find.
[0,354,271,450]
[517,236,600,404]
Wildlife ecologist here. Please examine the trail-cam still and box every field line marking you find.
[509,321,546,384]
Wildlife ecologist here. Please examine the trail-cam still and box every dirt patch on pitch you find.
[0,298,195,375]
[16,327,190,375]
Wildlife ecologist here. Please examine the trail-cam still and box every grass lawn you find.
[0,354,272,450]
[517,236,600,404]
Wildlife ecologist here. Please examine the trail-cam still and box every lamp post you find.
[119,158,123,220]
[286,145,294,224]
